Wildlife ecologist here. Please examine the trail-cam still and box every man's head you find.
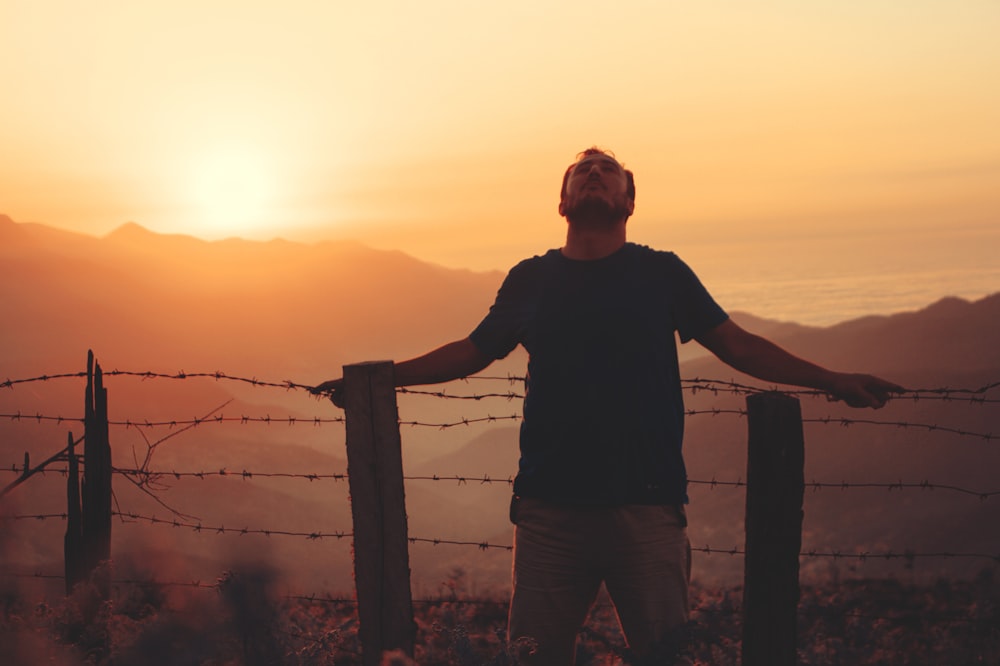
[558,147,635,228]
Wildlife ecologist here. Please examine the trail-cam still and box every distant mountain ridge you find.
[0,215,505,379]
[5,216,993,363]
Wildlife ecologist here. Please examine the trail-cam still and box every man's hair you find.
[560,147,636,203]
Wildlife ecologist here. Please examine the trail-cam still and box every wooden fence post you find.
[343,361,415,665]
[742,392,805,666]
[81,350,112,596]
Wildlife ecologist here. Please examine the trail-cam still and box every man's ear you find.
[626,197,635,215]
[558,199,566,217]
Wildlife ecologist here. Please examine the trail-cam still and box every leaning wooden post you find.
[82,351,112,596]
[343,361,415,665]
[742,391,805,666]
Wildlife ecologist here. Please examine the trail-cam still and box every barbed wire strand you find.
[401,381,1000,405]
[0,413,345,427]
[3,408,994,442]
[1,370,312,392]
[802,416,996,441]
[4,370,998,404]
[6,463,999,501]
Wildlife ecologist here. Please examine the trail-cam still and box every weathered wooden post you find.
[742,391,805,666]
[82,350,112,596]
[342,361,415,665]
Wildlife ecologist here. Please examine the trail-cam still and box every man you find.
[313,148,902,664]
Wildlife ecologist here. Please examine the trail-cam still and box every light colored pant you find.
[507,498,691,665]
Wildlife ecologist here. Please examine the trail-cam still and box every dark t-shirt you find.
[469,243,728,506]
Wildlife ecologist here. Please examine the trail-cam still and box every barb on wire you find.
[397,387,525,401]
[403,474,514,486]
[407,536,512,551]
[400,414,522,429]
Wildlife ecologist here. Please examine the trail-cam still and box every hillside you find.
[2,216,998,593]
[0,214,505,380]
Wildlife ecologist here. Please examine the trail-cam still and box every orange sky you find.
[2,1,999,271]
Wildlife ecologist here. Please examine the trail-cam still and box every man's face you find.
[559,153,634,225]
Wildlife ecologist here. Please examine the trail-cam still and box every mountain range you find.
[2,214,998,594]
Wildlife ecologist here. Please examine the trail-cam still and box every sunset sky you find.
[2,1,999,272]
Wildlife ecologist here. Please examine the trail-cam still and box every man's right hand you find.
[309,378,344,408]
[826,373,905,409]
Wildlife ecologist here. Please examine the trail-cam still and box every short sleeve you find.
[667,255,729,343]
[469,260,536,360]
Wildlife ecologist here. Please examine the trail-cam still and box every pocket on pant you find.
[510,497,551,527]
[657,504,688,528]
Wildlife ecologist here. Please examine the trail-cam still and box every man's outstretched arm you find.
[310,337,493,405]
[696,319,904,408]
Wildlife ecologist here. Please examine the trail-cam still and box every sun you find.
[187,145,278,238]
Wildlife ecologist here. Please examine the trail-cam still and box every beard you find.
[563,193,631,230]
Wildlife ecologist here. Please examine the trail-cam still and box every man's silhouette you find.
[314,147,902,664]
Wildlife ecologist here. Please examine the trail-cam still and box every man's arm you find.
[393,338,494,386]
[310,337,493,405]
[696,319,904,408]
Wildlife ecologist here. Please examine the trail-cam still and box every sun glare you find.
[188,145,277,238]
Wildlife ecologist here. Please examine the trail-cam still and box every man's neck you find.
[561,223,627,260]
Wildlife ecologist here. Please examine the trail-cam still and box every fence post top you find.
[746,390,801,406]
[344,360,395,369]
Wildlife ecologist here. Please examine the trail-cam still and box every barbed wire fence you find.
[3,367,998,564]
[1,358,998,662]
